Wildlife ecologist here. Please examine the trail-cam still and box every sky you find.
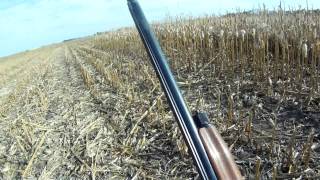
[0,0,319,57]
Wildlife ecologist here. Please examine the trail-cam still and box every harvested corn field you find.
[1,9,320,179]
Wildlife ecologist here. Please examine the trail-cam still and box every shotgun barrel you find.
[127,0,241,179]
[127,0,216,179]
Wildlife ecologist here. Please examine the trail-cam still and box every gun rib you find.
[127,0,217,179]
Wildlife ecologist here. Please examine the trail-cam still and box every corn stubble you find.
[92,8,320,179]
[0,8,320,180]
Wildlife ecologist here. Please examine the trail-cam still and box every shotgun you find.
[127,0,242,179]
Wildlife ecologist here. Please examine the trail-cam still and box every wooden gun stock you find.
[199,126,242,179]
[194,112,243,180]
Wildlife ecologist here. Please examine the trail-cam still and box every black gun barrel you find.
[127,0,217,179]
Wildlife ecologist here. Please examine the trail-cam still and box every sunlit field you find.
[0,8,319,179]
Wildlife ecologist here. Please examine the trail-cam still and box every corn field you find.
[92,8,320,179]
[0,8,319,179]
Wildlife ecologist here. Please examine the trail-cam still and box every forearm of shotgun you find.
[194,112,243,180]
[199,126,243,180]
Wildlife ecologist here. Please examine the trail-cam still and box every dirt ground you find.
[0,39,319,179]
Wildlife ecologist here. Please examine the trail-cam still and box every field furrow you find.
[1,8,320,179]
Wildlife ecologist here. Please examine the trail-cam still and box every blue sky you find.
[0,0,319,57]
